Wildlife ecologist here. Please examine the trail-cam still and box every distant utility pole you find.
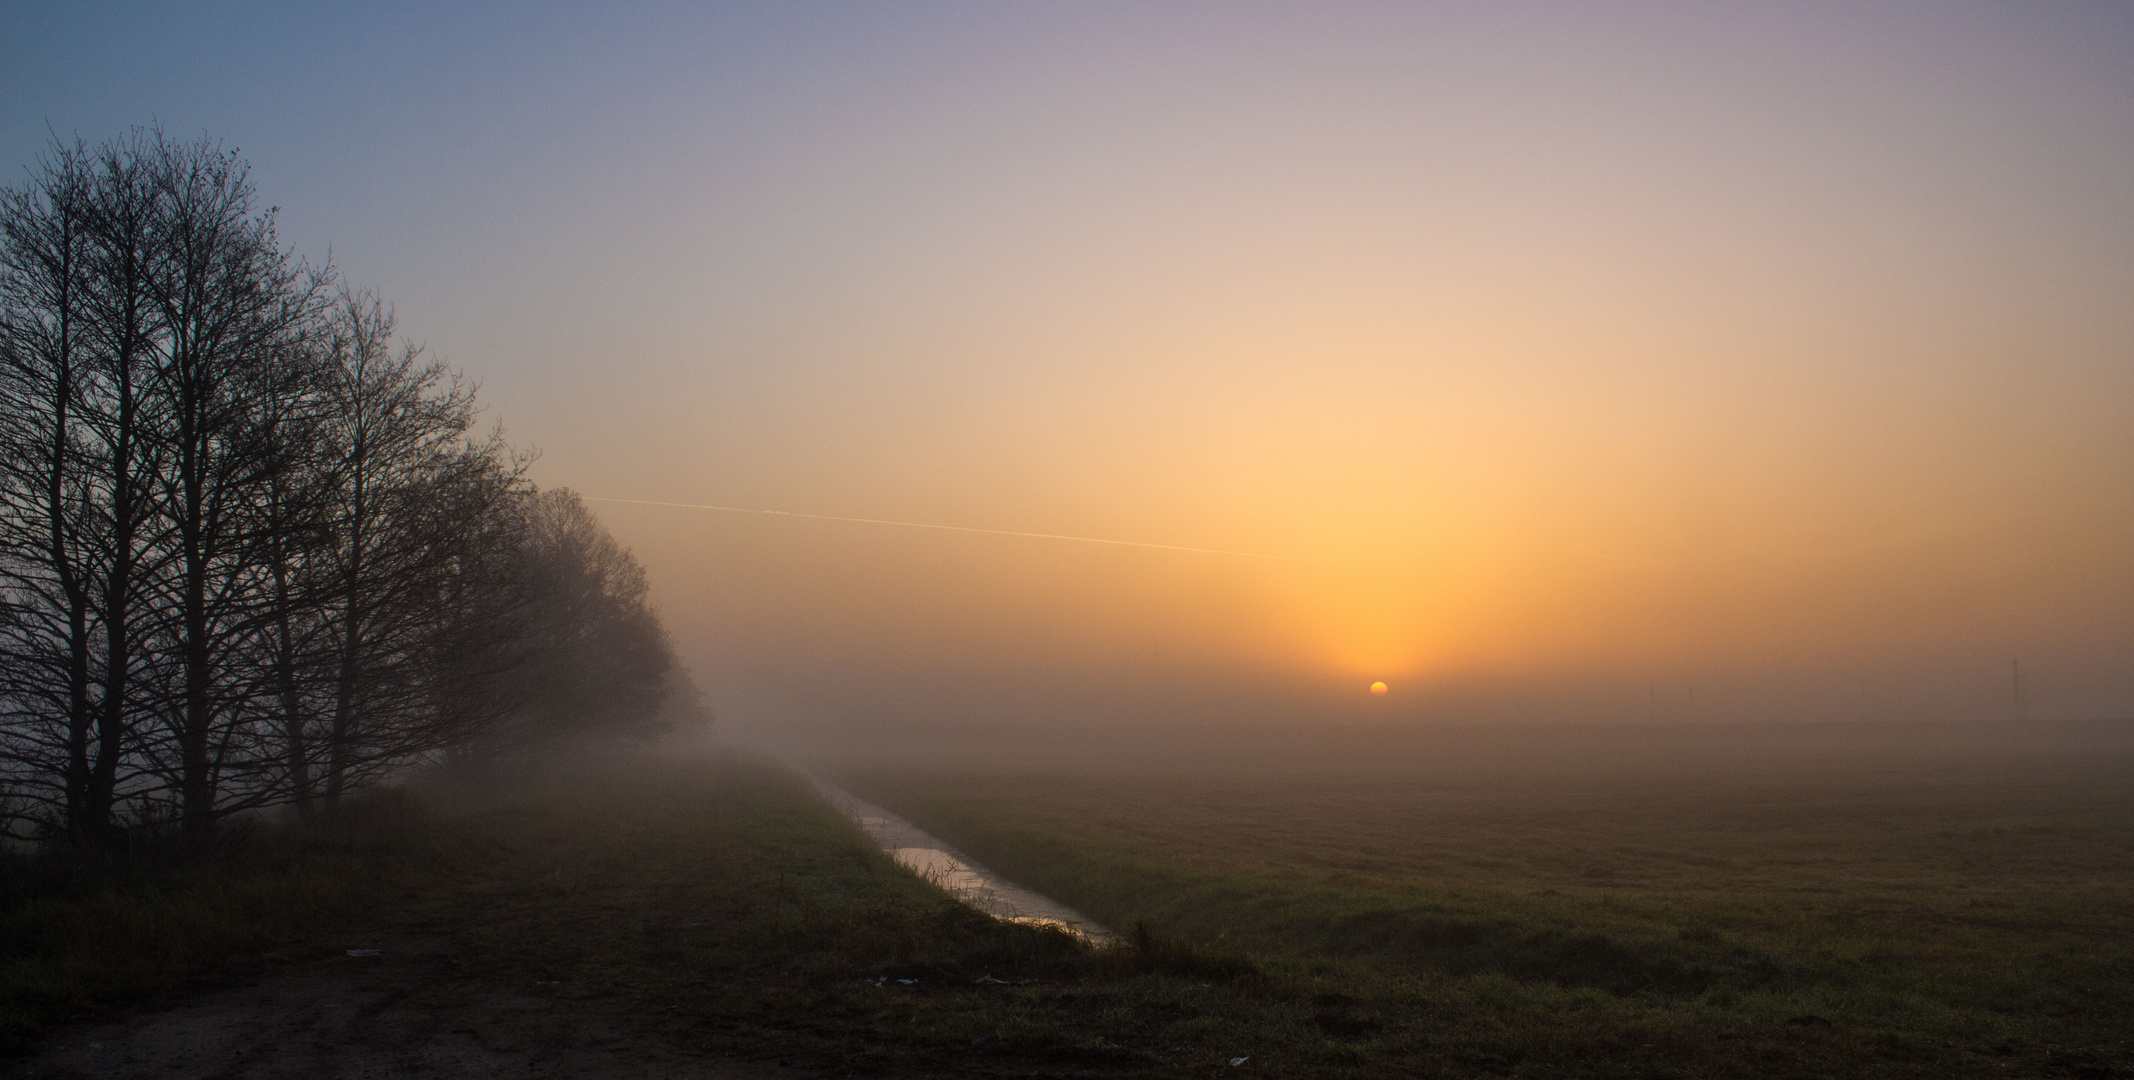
[2012,659,2027,721]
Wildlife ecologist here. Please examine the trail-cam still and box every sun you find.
[1369,681,1388,696]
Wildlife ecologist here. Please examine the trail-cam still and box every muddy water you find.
[811,780,1115,944]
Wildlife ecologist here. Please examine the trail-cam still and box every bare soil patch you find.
[18,934,814,1080]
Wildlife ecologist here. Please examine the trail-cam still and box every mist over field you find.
[9,6,2134,1077]
[12,3,2133,770]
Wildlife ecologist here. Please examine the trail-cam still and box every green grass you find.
[1,755,1309,1075]
[0,790,450,1052]
[841,758,2134,1078]
[10,748,2129,1076]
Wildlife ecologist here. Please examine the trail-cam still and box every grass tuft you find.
[1116,917,1259,981]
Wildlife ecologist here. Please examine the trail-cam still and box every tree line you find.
[0,128,691,848]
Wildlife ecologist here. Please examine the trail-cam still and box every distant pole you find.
[2012,659,2026,721]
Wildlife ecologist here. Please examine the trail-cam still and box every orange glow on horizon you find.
[390,4,2134,728]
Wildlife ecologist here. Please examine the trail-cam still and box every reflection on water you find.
[813,780,1115,944]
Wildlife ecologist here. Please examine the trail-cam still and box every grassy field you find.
[9,737,2130,1077]
[0,790,448,1053]
[2,753,1363,1076]
[839,725,2134,1078]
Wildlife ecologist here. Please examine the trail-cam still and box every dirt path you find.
[16,935,816,1080]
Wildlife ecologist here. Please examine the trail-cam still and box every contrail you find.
[581,496,1322,563]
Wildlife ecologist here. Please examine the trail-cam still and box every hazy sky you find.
[8,2,2133,734]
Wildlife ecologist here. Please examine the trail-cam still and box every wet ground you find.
[811,779,1114,944]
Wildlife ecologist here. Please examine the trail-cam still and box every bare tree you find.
[0,132,183,843]
[245,342,333,817]
[0,137,101,841]
[2,126,685,849]
[72,133,179,843]
[302,292,526,814]
[131,131,329,841]
[463,488,677,760]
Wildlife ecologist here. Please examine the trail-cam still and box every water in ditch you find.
[811,779,1115,945]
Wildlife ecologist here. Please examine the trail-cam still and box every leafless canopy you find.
[0,128,691,845]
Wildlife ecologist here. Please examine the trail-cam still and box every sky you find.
[7,2,2133,737]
